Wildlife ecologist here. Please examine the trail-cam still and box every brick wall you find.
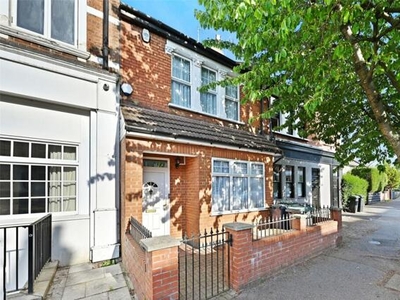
[122,234,179,300]
[226,218,341,291]
[123,213,342,299]
[122,136,274,238]
[120,19,263,132]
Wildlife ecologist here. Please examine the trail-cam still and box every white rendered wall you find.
[0,48,119,266]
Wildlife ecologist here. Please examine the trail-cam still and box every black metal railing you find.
[129,217,152,243]
[29,214,52,293]
[306,206,331,226]
[253,213,295,240]
[1,213,52,298]
[179,228,232,299]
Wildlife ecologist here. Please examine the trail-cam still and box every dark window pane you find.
[32,166,46,180]
[51,0,75,44]
[0,164,11,180]
[13,165,28,180]
[17,0,44,34]
[0,140,11,156]
[31,182,45,197]
[13,198,29,214]
[0,199,10,215]
[32,143,46,158]
[13,182,29,197]
[31,198,46,213]
[14,142,29,157]
[0,182,10,198]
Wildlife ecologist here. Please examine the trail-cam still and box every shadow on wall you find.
[52,225,72,266]
[87,156,116,185]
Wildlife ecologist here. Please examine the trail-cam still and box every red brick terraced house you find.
[119,4,282,240]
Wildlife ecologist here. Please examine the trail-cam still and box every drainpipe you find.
[259,98,264,135]
[102,0,109,70]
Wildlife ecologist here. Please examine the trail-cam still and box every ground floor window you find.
[212,158,265,213]
[0,138,78,215]
[274,164,308,200]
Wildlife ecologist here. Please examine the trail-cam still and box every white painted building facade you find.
[0,0,120,294]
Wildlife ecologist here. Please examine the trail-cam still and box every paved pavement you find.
[10,262,133,300]
[227,199,400,300]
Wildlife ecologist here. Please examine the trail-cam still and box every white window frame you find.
[166,40,241,123]
[211,158,265,214]
[0,0,88,57]
[171,55,192,108]
[224,84,239,121]
[200,66,217,115]
[0,138,79,215]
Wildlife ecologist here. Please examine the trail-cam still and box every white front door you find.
[142,159,170,237]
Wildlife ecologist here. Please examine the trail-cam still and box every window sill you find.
[0,25,90,59]
[168,103,244,125]
[211,207,269,217]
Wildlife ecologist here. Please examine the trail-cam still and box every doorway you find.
[142,159,170,237]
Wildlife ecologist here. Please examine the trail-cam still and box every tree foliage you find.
[384,164,400,189]
[196,0,400,166]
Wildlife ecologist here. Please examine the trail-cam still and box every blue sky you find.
[123,0,234,45]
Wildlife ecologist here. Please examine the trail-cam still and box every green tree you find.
[196,1,400,166]
[384,164,400,189]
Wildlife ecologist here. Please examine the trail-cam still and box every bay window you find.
[0,139,78,215]
[297,167,306,197]
[212,159,265,213]
[285,166,294,198]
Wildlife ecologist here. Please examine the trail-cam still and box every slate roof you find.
[121,105,281,154]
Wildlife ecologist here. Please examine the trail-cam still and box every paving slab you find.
[385,273,400,292]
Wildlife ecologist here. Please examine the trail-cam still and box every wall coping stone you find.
[224,222,253,231]
[140,235,181,252]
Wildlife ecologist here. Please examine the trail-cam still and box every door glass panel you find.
[13,182,28,197]
[0,182,10,197]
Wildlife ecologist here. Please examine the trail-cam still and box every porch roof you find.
[121,105,281,155]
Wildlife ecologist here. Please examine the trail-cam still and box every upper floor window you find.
[167,41,240,122]
[225,85,239,121]
[15,0,77,46]
[0,139,78,215]
[200,67,217,115]
[172,56,191,108]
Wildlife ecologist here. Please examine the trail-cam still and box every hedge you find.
[342,173,368,207]
[351,167,387,193]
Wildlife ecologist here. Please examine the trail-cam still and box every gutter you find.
[125,129,282,157]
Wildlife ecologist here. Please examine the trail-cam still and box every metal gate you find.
[179,228,232,299]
